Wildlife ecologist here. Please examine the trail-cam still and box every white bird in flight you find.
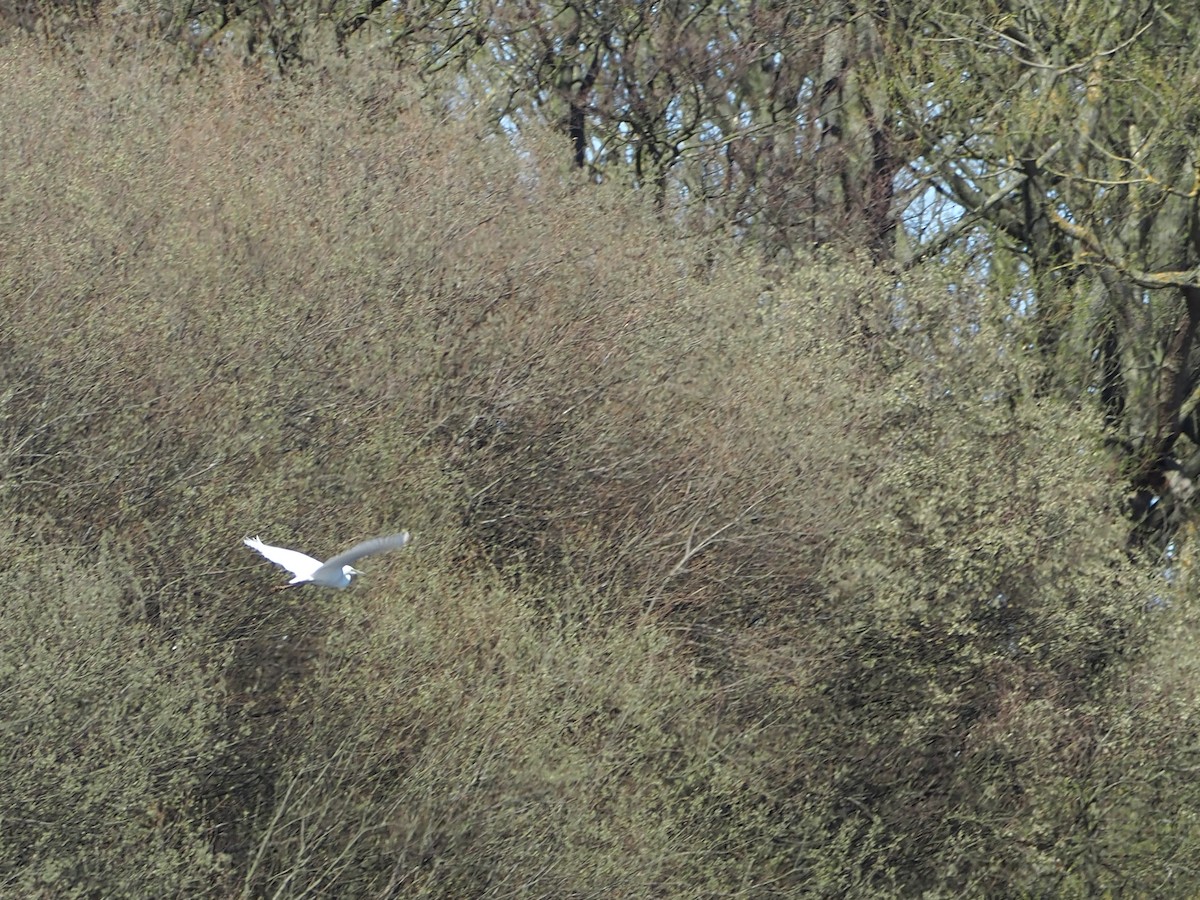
[243,532,411,589]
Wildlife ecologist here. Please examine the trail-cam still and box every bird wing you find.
[312,532,411,580]
[244,536,323,578]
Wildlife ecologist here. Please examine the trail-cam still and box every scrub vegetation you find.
[4,6,1200,896]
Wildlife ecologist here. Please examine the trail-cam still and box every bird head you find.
[344,565,363,578]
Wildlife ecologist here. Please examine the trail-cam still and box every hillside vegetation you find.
[3,35,1200,897]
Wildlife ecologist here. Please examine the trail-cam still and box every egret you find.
[243,532,411,589]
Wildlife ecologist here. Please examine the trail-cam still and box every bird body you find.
[244,532,411,588]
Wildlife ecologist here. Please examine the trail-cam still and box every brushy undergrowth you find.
[3,31,1200,898]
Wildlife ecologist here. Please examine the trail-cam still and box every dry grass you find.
[1,31,1199,898]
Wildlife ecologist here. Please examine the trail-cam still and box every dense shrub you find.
[2,32,1200,898]
[0,523,230,895]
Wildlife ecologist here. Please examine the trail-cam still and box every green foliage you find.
[0,524,230,895]
[890,2,1200,543]
[3,32,1200,899]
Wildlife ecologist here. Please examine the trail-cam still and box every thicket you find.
[3,31,1200,898]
